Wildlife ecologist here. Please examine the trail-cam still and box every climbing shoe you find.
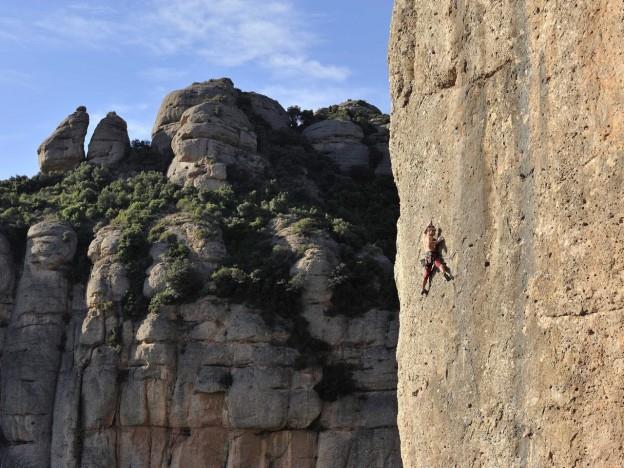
[421,288,428,296]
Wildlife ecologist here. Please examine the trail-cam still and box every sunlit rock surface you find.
[390,1,624,466]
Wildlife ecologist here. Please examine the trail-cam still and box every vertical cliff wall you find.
[389,1,624,466]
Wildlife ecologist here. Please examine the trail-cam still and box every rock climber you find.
[421,221,452,296]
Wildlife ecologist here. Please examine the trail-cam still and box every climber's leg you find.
[421,266,431,295]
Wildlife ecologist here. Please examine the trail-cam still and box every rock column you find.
[38,107,89,174]
[0,221,77,466]
[0,234,16,354]
[87,112,130,167]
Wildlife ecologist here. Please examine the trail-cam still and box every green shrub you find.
[0,95,399,338]
[327,254,398,317]
[290,217,322,236]
[148,241,203,313]
[286,106,317,128]
[211,245,301,320]
[164,257,202,300]
[330,217,365,248]
[118,224,151,318]
[212,266,249,297]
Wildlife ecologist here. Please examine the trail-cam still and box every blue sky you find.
[0,0,393,179]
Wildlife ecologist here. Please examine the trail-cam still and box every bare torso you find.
[423,233,437,252]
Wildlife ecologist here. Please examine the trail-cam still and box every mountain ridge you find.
[0,79,401,468]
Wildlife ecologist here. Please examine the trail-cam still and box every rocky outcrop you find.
[0,81,400,467]
[87,112,130,167]
[144,214,226,298]
[390,1,624,466]
[316,100,383,122]
[38,107,89,174]
[273,218,400,464]
[167,99,265,190]
[152,79,277,190]
[0,221,400,467]
[151,78,238,157]
[0,221,77,467]
[304,101,392,174]
[244,92,290,130]
[51,233,398,467]
[303,120,369,170]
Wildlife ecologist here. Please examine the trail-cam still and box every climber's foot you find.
[421,288,428,296]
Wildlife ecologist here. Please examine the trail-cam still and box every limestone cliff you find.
[389,1,624,466]
[0,81,400,467]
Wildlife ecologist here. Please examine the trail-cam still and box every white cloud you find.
[5,0,348,82]
[145,0,344,80]
[32,10,136,51]
[268,55,350,81]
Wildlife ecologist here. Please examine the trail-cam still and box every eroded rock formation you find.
[0,234,15,329]
[87,112,131,167]
[390,1,624,466]
[151,78,238,157]
[1,80,400,467]
[304,101,392,173]
[303,120,369,171]
[244,92,290,130]
[143,214,226,298]
[0,221,400,467]
[168,98,265,190]
[0,221,77,467]
[38,107,89,174]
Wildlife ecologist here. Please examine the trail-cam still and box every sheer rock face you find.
[0,234,15,321]
[0,220,400,468]
[0,234,15,425]
[389,1,624,467]
[0,221,77,468]
[87,112,130,167]
[38,107,89,174]
[370,124,392,176]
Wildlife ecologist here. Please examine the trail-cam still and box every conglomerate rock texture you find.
[151,78,239,158]
[1,221,77,467]
[38,107,89,174]
[0,80,400,467]
[389,1,624,467]
[87,112,131,167]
